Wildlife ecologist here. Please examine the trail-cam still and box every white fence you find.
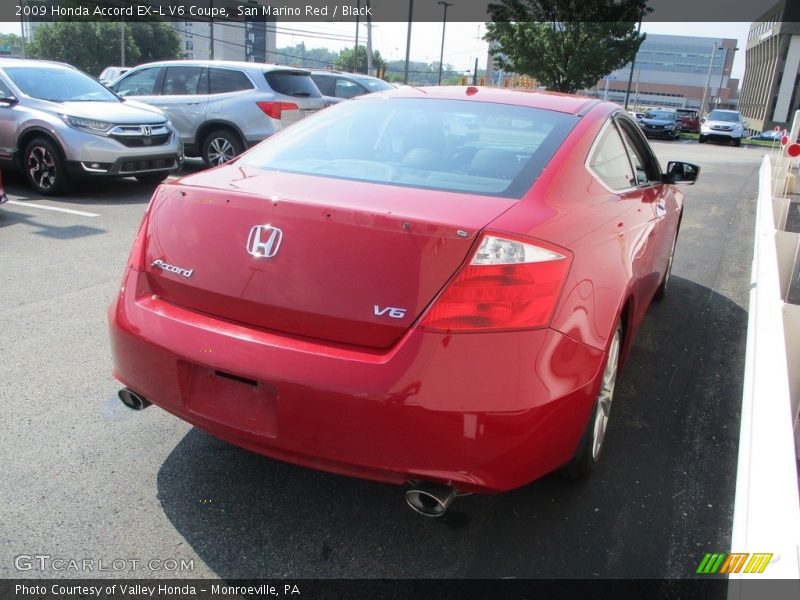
[728,154,800,589]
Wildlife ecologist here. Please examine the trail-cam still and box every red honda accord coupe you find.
[109,87,698,516]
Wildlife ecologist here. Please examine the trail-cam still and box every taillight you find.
[419,234,572,333]
[257,101,299,120]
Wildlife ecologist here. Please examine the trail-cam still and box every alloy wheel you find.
[27,145,57,190]
[207,137,236,165]
[592,327,621,460]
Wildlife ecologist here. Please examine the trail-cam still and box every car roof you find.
[370,86,601,115]
[128,60,310,74]
[0,57,74,70]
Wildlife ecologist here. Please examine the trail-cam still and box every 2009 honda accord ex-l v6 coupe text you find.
[109,86,699,517]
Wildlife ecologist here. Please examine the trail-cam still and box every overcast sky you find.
[0,20,751,79]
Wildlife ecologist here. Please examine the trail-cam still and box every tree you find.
[0,33,24,56]
[334,45,387,74]
[485,0,649,93]
[28,21,180,77]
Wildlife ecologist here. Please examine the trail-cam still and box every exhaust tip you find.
[405,482,457,517]
[118,388,151,411]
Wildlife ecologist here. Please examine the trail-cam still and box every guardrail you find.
[728,154,800,589]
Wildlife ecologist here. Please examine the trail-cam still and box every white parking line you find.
[6,200,100,218]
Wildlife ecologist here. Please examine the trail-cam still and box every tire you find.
[23,137,72,196]
[565,324,622,479]
[135,172,170,185]
[201,129,243,167]
[654,229,678,301]
[698,135,706,144]
[733,137,742,147]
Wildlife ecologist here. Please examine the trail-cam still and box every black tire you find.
[654,229,678,301]
[733,137,742,147]
[135,172,170,185]
[201,129,243,167]
[698,135,707,144]
[565,323,623,479]
[23,137,72,196]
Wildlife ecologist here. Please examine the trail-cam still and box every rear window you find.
[264,71,321,98]
[237,97,578,198]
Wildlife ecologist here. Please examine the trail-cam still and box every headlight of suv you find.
[61,115,115,135]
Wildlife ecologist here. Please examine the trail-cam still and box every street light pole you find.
[353,0,360,73]
[700,41,718,117]
[403,0,413,84]
[623,6,644,110]
[437,1,453,85]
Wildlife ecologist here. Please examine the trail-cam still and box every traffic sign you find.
[788,143,800,157]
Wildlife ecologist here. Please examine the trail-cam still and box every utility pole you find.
[700,41,718,117]
[353,0,360,73]
[472,57,478,85]
[209,0,215,60]
[120,21,125,67]
[437,2,453,85]
[403,0,413,84]
[366,0,373,75]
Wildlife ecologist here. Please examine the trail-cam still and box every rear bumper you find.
[109,269,605,493]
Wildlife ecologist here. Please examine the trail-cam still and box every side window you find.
[113,67,162,97]
[162,66,204,95]
[617,117,660,185]
[209,69,253,94]
[589,122,635,191]
[335,78,366,100]
[310,74,334,96]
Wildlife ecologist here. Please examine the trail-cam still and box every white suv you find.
[699,109,747,146]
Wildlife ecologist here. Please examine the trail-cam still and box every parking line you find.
[6,200,99,218]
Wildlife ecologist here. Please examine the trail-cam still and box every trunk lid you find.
[143,166,514,348]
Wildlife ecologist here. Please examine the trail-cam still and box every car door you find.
[151,65,209,148]
[615,114,679,303]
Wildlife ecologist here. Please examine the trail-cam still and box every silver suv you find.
[110,60,325,166]
[699,109,748,146]
[0,58,181,195]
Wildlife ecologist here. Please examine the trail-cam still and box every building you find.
[590,34,739,112]
[171,1,276,62]
[739,1,800,134]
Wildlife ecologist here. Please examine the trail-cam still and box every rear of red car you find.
[676,109,700,133]
[109,92,610,493]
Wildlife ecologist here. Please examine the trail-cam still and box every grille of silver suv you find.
[110,124,171,148]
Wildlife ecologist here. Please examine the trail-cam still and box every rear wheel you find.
[202,129,243,167]
[565,324,622,479]
[24,137,72,196]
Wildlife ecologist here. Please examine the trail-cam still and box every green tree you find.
[28,21,179,77]
[334,45,387,74]
[485,0,649,93]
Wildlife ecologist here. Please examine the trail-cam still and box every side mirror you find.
[664,161,700,185]
[0,95,18,106]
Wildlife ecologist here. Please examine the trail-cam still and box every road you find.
[0,141,762,579]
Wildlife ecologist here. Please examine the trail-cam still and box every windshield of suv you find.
[707,111,740,122]
[4,66,119,102]
[351,76,393,92]
[238,97,578,198]
[645,110,675,120]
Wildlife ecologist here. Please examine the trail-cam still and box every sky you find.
[0,20,751,79]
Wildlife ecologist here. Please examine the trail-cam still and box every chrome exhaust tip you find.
[405,482,457,517]
[118,388,152,411]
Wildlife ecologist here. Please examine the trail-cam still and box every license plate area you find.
[184,365,277,437]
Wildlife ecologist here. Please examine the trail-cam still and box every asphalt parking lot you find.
[0,140,763,579]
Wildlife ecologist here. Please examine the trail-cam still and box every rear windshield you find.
[264,71,321,98]
[708,111,740,122]
[238,97,578,198]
